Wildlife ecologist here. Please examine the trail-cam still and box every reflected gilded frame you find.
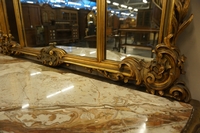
[0,0,193,102]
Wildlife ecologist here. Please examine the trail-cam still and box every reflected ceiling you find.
[20,0,149,9]
[20,0,149,18]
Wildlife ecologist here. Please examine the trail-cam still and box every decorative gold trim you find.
[38,43,67,66]
[0,0,193,102]
[0,30,21,55]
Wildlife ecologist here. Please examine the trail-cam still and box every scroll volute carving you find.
[118,0,193,102]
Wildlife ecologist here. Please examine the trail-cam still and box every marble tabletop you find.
[0,54,193,133]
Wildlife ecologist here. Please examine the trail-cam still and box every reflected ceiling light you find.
[121,12,129,16]
[120,4,127,8]
[134,8,138,11]
[84,5,90,7]
[26,1,34,3]
[46,85,74,98]
[139,123,146,133]
[143,0,147,3]
[92,6,97,10]
[128,7,133,10]
[22,103,29,109]
[68,2,81,6]
[125,13,130,16]
[107,0,111,4]
[54,4,62,7]
[30,72,41,76]
[116,11,119,14]
[112,2,119,6]
[130,14,134,17]
[111,10,114,13]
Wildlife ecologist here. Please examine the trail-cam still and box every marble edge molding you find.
[182,99,200,133]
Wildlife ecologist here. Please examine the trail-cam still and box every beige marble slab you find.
[0,54,193,133]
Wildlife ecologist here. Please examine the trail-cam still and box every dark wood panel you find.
[25,29,36,47]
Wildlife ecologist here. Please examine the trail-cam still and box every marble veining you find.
[0,54,193,133]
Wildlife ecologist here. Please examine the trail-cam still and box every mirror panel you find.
[106,0,161,61]
[20,0,98,58]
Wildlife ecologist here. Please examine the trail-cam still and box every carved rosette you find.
[38,44,67,66]
[0,30,20,55]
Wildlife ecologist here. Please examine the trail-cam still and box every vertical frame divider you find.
[96,0,106,62]
[13,0,27,47]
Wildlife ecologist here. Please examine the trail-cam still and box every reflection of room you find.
[20,0,160,58]
[18,0,161,57]
[20,0,97,47]
[106,0,161,58]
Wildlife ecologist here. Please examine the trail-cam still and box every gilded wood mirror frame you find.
[0,0,193,102]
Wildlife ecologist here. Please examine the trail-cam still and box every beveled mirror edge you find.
[0,0,193,102]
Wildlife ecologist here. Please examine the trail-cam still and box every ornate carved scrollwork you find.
[115,0,193,102]
[96,69,124,81]
[0,30,20,55]
[38,43,67,66]
[119,57,145,85]
[143,35,190,102]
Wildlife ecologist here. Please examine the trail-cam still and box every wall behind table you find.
[177,0,200,101]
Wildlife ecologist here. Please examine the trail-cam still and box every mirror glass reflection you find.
[106,0,161,61]
[20,0,97,58]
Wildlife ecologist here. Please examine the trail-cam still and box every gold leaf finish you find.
[119,57,143,85]
[38,43,67,66]
[0,30,20,55]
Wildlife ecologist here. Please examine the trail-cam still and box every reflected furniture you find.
[118,28,159,57]
[22,3,79,46]
[22,3,42,46]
